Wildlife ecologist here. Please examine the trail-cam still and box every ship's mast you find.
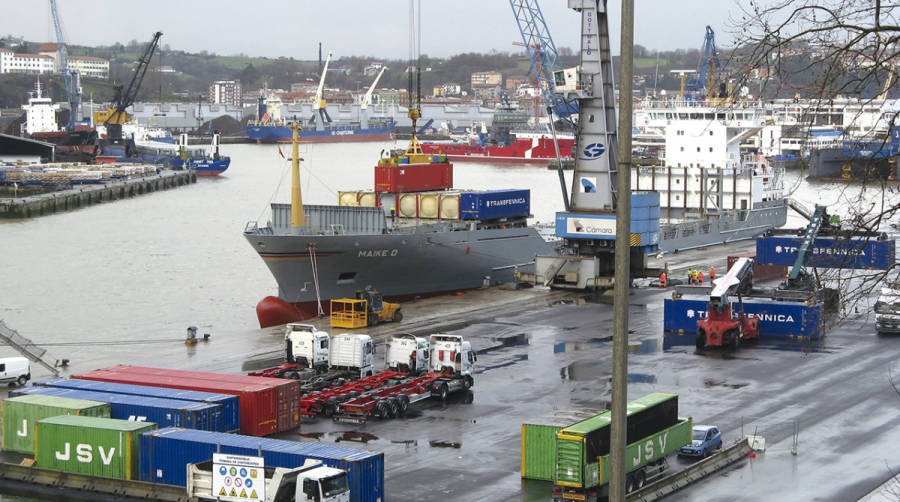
[290,121,305,228]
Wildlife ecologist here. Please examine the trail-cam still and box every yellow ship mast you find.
[290,121,305,228]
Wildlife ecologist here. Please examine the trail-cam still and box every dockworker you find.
[710,266,716,282]
[698,270,704,285]
[659,271,668,288]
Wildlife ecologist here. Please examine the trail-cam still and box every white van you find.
[0,357,31,386]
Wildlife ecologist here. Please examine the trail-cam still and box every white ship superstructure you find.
[21,80,59,135]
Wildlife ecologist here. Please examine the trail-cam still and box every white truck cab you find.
[385,334,429,375]
[187,459,350,502]
[429,334,475,377]
[329,334,375,377]
[285,324,330,371]
[0,357,31,387]
[875,285,900,334]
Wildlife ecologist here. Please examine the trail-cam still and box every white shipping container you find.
[398,193,419,218]
[358,191,378,207]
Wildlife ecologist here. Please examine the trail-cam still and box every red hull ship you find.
[420,136,575,164]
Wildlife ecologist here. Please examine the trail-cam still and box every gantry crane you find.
[49,0,82,130]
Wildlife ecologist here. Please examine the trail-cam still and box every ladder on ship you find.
[0,320,61,376]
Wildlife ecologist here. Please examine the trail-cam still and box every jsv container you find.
[35,415,156,480]
[1,394,110,454]
[521,408,605,481]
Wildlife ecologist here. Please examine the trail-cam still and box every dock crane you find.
[312,51,333,129]
[695,256,759,349]
[359,66,386,129]
[94,31,162,145]
[49,0,82,129]
[685,26,721,102]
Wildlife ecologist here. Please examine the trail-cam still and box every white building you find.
[0,48,54,75]
[69,56,109,79]
[208,80,242,107]
[21,80,59,135]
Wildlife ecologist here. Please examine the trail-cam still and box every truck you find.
[187,458,350,502]
[875,284,900,334]
[384,334,429,375]
[329,333,375,378]
[330,289,402,329]
[250,331,373,386]
[285,323,330,372]
[427,334,476,399]
[552,393,692,501]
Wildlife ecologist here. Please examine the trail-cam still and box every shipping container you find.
[73,367,300,436]
[663,296,824,339]
[521,408,606,481]
[375,162,453,193]
[140,428,384,502]
[397,192,419,218]
[727,252,786,281]
[35,415,155,480]
[1,394,110,454]
[338,191,362,206]
[756,236,896,270]
[459,189,530,220]
[36,378,239,434]
[13,386,220,432]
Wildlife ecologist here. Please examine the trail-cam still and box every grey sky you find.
[2,1,743,60]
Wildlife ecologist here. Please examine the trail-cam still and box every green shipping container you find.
[1,394,111,454]
[35,415,156,480]
[521,408,606,481]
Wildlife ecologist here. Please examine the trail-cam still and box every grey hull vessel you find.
[657,200,787,253]
[245,203,556,319]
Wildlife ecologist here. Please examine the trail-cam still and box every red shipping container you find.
[73,367,300,437]
[727,252,787,282]
[375,162,453,192]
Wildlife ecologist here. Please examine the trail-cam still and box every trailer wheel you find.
[463,375,473,389]
[285,371,300,380]
[695,329,706,349]
[375,401,388,419]
[439,383,449,401]
[385,400,397,419]
[324,403,335,417]
[634,469,645,490]
[398,395,409,416]
[393,310,403,322]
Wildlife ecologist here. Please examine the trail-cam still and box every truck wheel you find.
[398,395,409,416]
[16,375,27,387]
[463,375,473,389]
[728,330,740,350]
[439,383,449,401]
[393,310,403,322]
[695,329,706,349]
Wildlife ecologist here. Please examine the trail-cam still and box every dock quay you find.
[0,168,196,218]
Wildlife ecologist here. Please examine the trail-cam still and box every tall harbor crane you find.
[49,0,82,130]
[359,66,386,129]
[94,31,162,143]
[531,0,659,289]
[312,51,333,129]
[685,26,720,101]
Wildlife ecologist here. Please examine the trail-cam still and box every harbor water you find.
[0,142,894,365]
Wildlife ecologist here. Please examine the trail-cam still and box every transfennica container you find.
[35,415,156,480]
[1,394,110,454]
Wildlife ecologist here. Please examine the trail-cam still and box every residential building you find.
[0,49,54,74]
[208,80,243,107]
[471,71,502,88]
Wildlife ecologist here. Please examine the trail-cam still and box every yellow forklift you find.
[330,289,402,329]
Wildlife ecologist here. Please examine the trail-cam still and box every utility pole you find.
[610,0,635,500]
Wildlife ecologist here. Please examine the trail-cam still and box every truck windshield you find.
[321,474,349,497]
[875,300,900,314]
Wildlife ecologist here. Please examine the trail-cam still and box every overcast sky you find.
[2,1,744,60]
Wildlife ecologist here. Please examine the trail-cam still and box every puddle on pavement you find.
[561,361,657,383]
[297,431,380,444]
[429,440,461,448]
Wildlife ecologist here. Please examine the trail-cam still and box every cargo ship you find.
[244,124,554,328]
[420,132,576,164]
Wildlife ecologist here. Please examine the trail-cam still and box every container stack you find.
[0,163,157,187]
[1,394,111,454]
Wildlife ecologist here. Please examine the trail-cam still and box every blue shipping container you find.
[756,236,896,270]
[12,386,220,431]
[36,378,239,433]
[140,428,383,502]
[663,296,823,340]
[459,189,530,220]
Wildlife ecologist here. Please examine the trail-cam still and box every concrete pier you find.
[0,169,196,219]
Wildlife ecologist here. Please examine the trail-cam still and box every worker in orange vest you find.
[710,266,716,282]
[698,270,704,285]
[659,271,667,288]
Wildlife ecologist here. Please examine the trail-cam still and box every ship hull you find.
[658,201,788,253]
[245,225,555,327]
[421,137,576,164]
[245,124,395,144]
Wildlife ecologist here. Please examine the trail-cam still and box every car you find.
[678,425,722,458]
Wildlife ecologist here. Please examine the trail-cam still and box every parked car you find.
[678,425,722,458]
[0,357,31,386]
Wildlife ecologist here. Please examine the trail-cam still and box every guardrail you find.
[0,462,189,502]
[627,438,752,502]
